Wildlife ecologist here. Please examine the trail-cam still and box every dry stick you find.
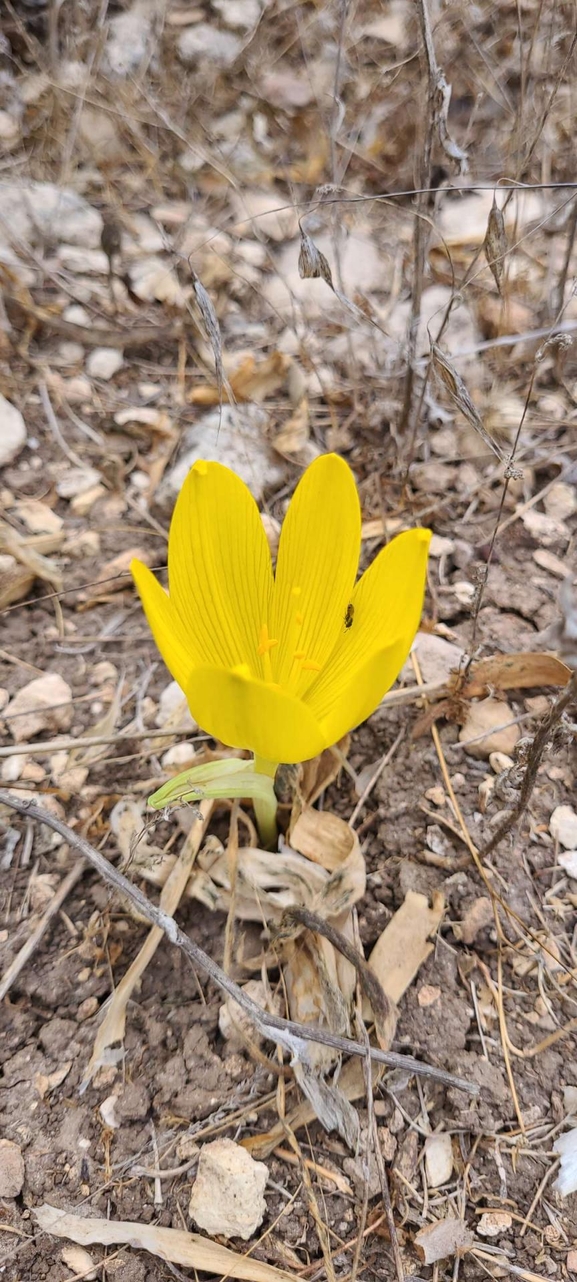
[358,1011,404,1282]
[476,670,577,862]
[553,194,577,318]
[0,859,85,1002]
[398,0,436,437]
[0,790,476,1096]
[0,727,198,758]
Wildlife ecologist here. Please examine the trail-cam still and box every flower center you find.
[258,586,323,693]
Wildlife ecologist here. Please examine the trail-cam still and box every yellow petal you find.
[306,528,431,741]
[169,460,274,675]
[131,559,194,693]
[187,666,327,762]
[270,454,361,697]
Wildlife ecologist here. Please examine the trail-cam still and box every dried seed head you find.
[187,264,224,401]
[431,342,508,465]
[298,231,334,289]
[484,196,507,295]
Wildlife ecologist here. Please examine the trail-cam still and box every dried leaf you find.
[0,555,35,609]
[34,1205,296,1282]
[415,1217,475,1264]
[0,517,63,591]
[366,890,445,1013]
[292,1059,360,1150]
[189,840,329,920]
[245,1059,383,1160]
[462,652,571,698]
[431,344,506,464]
[190,352,292,407]
[299,738,350,805]
[298,231,334,288]
[283,929,350,1074]
[484,195,507,294]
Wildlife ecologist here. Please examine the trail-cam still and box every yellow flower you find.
[131,454,430,767]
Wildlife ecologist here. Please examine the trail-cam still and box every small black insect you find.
[344,603,355,629]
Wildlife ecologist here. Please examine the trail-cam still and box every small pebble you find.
[86,347,124,380]
[77,996,99,1021]
[0,1140,25,1198]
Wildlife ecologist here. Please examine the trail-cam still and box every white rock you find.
[544,482,577,523]
[56,466,102,498]
[159,406,284,504]
[104,0,154,77]
[86,348,124,380]
[550,805,577,850]
[554,1128,577,1196]
[188,1139,268,1239]
[63,303,91,326]
[213,0,265,28]
[564,1085,577,1114]
[58,341,84,363]
[99,1095,120,1129]
[155,680,197,731]
[178,24,242,66]
[161,742,197,769]
[424,1133,453,1188]
[128,257,188,307]
[489,751,514,774]
[522,508,570,546]
[559,851,577,879]
[453,580,476,606]
[532,547,567,579]
[459,698,520,759]
[401,632,464,686]
[0,182,102,250]
[5,673,73,742]
[61,1245,97,1280]
[0,1140,24,1197]
[58,246,109,274]
[232,189,299,242]
[0,111,20,144]
[1,754,25,782]
[477,1210,513,1237]
[388,286,480,373]
[429,534,455,558]
[0,395,26,467]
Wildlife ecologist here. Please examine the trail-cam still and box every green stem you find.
[252,755,279,848]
